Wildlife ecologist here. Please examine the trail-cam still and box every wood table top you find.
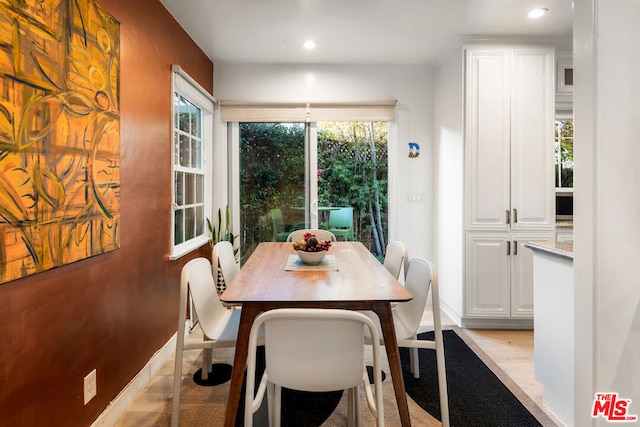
[220,241,413,304]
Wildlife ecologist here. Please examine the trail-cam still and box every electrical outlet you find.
[84,369,97,405]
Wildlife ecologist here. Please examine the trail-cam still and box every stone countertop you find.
[524,240,574,261]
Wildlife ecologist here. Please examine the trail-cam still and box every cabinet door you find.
[465,48,511,230]
[510,232,556,317]
[556,229,573,243]
[465,233,510,317]
[510,47,556,230]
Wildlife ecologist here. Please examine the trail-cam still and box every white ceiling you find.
[158,0,573,65]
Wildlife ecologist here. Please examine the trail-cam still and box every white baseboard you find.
[438,301,534,330]
[460,317,533,329]
[90,324,186,427]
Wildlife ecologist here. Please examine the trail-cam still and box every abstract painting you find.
[0,0,120,284]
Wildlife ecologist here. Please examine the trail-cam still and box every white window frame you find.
[170,67,214,260]
[554,114,574,190]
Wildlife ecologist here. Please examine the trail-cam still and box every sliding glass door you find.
[237,121,388,262]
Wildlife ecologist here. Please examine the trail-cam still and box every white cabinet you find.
[465,232,555,318]
[510,233,556,316]
[434,42,556,327]
[556,228,573,242]
[463,45,555,322]
[555,53,574,111]
[465,233,510,318]
[465,46,556,231]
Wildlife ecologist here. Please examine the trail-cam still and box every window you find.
[171,68,214,259]
[554,119,574,188]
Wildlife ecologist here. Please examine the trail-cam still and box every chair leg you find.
[409,335,420,378]
[435,331,450,427]
[201,348,212,380]
[347,388,355,427]
[346,386,362,427]
[273,384,282,427]
[354,385,362,427]
[431,272,450,427]
[171,335,186,427]
[267,382,275,426]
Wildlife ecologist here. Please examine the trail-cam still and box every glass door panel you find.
[317,122,388,259]
[239,123,306,263]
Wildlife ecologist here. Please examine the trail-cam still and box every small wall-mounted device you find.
[408,142,420,158]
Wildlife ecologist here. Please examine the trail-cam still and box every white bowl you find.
[296,250,327,265]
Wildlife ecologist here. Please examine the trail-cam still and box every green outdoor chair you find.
[328,207,354,241]
[270,209,293,242]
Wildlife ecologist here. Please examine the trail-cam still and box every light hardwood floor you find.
[115,307,563,426]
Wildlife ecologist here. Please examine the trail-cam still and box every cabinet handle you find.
[506,209,510,224]
[513,208,518,223]
[514,240,518,255]
[507,241,511,255]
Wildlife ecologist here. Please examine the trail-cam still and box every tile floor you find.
[114,308,563,426]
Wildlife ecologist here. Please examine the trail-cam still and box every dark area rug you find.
[401,330,543,427]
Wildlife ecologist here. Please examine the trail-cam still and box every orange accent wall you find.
[0,0,213,424]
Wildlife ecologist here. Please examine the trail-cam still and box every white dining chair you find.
[366,257,450,427]
[383,240,408,281]
[285,228,337,243]
[244,308,385,427]
[212,240,239,292]
[172,257,240,427]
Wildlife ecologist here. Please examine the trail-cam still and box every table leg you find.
[224,303,262,427]
[372,302,411,426]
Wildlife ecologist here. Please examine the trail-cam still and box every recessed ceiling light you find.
[303,40,316,50]
[527,8,548,19]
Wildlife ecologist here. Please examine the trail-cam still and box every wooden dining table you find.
[220,241,414,426]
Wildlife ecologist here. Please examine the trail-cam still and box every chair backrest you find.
[248,308,381,392]
[180,257,232,340]
[394,258,437,338]
[212,241,239,284]
[329,207,353,229]
[286,229,337,242]
[270,208,285,233]
[383,241,408,280]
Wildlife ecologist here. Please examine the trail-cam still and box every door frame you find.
[227,120,398,259]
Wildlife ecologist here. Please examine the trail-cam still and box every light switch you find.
[407,193,425,203]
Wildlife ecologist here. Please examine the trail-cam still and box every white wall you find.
[213,63,435,260]
[574,1,640,425]
[433,47,464,317]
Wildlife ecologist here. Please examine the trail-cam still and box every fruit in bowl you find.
[292,232,331,265]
